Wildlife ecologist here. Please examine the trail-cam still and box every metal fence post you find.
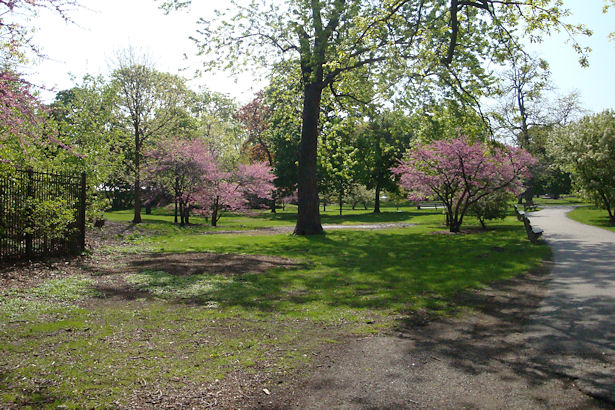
[79,172,86,253]
[25,168,34,259]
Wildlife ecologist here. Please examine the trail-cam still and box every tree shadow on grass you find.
[395,235,615,404]
[255,209,443,225]
[122,224,545,316]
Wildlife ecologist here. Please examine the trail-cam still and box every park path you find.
[259,206,615,409]
[522,206,615,401]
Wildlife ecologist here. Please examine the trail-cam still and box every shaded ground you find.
[251,264,607,409]
[87,251,305,277]
[252,206,615,409]
[87,251,307,302]
[159,222,418,236]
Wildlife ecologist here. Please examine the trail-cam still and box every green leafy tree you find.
[348,184,374,210]
[549,110,615,222]
[111,49,191,223]
[190,87,243,168]
[318,115,359,216]
[50,75,125,223]
[356,109,413,213]
[162,0,589,234]
[468,191,514,229]
[262,63,303,204]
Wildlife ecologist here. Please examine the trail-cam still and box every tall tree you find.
[49,75,125,221]
[262,63,304,205]
[111,49,190,223]
[356,109,414,213]
[549,110,615,222]
[189,87,243,168]
[318,114,359,216]
[162,0,588,234]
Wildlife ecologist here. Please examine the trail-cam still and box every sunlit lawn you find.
[530,195,586,206]
[103,203,437,234]
[567,206,615,233]
[0,206,550,407]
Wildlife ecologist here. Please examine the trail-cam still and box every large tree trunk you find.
[338,189,343,216]
[373,183,381,214]
[294,83,324,235]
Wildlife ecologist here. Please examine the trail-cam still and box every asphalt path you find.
[523,206,615,401]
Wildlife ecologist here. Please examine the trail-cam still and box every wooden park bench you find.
[524,204,538,212]
[514,205,543,243]
[416,201,445,210]
[522,214,544,243]
[513,204,526,222]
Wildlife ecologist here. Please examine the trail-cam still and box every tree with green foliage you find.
[50,75,125,223]
[348,184,374,210]
[549,110,615,222]
[468,191,514,229]
[190,87,243,168]
[356,109,413,213]
[162,0,589,234]
[318,115,359,216]
[111,50,191,223]
[261,64,303,207]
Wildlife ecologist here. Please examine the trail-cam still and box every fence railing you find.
[0,168,86,261]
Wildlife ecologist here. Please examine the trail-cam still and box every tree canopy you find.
[162,0,590,234]
[549,110,615,222]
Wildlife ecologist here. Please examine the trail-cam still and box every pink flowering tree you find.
[195,161,274,226]
[0,72,45,165]
[146,138,275,227]
[145,138,218,225]
[393,137,535,232]
[1,0,77,166]
[1,0,76,65]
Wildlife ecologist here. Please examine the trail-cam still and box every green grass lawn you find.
[530,195,586,206]
[0,207,550,408]
[103,203,434,235]
[567,206,615,233]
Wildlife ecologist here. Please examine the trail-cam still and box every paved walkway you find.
[524,206,615,401]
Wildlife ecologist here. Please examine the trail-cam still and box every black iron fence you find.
[0,168,86,261]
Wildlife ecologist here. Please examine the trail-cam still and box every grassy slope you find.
[567,206,615,233]
[0,207,550,407]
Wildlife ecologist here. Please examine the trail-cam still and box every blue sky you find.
[26,0,614,112]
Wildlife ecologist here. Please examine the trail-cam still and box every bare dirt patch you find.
[86,252,305,277]
[0,256,89,290]
[82,251,305,302]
